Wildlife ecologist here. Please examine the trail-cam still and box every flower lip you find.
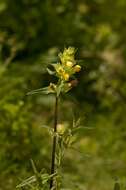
[62,73,69,81]
[66,61,73,67]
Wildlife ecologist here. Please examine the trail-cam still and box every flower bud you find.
[74,65,81,72]
[68,83,72,87]
[57,124,66,135]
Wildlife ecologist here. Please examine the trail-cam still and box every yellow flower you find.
[59,47,75,65]
[62,73,69,81]
[65,47,75,56]
[66,61,73,67]
[74,65,81,72]
[57,66,64,74]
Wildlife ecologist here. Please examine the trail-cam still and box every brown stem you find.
[50,95,58,189]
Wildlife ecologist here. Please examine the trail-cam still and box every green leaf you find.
[47,68,55,75]
[16,176,36,188]
[27,87,48,95]
[27,86,55,95]
[30,159,38,175]
[30,159,42,188]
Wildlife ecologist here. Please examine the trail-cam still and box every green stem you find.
[50,95,58,189]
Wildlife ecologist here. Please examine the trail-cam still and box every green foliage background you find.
[0,0,126,190]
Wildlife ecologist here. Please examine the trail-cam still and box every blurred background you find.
[0,0,126,190]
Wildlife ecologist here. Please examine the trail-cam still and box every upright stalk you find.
[50,95,58,189]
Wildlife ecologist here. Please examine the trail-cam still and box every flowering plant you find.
[27,47,81,97]
[17,47,81,190]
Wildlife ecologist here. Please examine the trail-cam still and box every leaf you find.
[47,68,55,75]
[27,87,48,95]
[27,86,55,95]
[16,176,36,188]
[30,159,38,175]
[73,118,81,128]
[30,159,42,188]
[51,63,61,71]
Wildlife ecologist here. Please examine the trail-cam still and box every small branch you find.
[50,95,58,189]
